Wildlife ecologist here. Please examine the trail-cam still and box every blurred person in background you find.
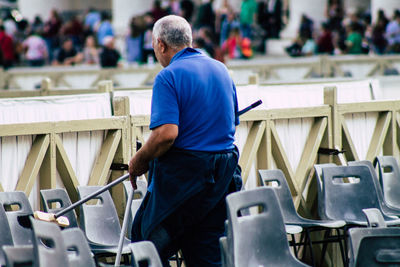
[317,22,334,54]
[61,15,84,49]
[0,24,14,69]
[151,0,169,22]
[22,29,48,67]
[97,12,114,46]
[220,10,240,46]
[239,0,257,39]
[180,0,195,22]
[222,27,252,59]
[194,0,215,32]
[53,37,82,65]
[84,7,101,34]
[299,14,314,40]
[100,36,121,68]
[345,23,363,54]
[126,16,144,65]
[385,10,400,53]
[82,35,99,65]
[3,12,17,39]
[265,0,283,38]
[215,0,234,42]
[43,9,62,62]
[31,15,44,35]
[142,13,157,64]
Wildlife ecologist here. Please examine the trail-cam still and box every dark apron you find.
[131,146,241,241]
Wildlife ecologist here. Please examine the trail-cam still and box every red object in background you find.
[0,31,14,61]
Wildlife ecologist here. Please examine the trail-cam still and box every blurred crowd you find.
[0,0,400,69]
[0,0,287,69]
[286,1,400,57]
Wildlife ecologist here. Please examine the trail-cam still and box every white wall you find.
[18,0,111,21]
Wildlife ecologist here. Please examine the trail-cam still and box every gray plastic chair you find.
[226,187,311,267]
[122,180,147,239]
[349,160,400,216]
[320,165,400,226]
[61,227,96,267]
[348,227,400,267]
[130,241,162,267]
[259,169,346,266]
[30,217,69,267]
[77,186,131,259]
[0,204,13,265]
[374,156,400,208]
[40,188,79,228]
[2,245,35,267]
[0,191,33,245]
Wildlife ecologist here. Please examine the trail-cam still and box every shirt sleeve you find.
[149,72,180,129]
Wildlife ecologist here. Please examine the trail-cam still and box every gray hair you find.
[152,15,192,50]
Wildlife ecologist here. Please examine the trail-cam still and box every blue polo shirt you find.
[150,48,239,152]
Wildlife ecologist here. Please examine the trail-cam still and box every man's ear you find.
[158,39,167,53]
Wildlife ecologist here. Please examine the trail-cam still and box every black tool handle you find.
[55,173,130,218]
[238,100,262,116]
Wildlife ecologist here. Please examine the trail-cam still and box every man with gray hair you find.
[129,15,241,266]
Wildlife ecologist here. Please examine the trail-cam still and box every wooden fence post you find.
[111,96,131,220]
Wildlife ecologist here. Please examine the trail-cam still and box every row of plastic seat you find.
[220,157,400,267]
[2,217,161,267]
[0,179,165,266]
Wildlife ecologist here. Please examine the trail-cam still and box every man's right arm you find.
[128,123,178,188]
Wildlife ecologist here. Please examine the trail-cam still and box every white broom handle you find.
[115,182,135,266]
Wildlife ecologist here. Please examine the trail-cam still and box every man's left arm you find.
[128,123,178,188]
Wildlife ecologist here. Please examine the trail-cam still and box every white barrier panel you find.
[0,93,112,208]
[114,90,152,115]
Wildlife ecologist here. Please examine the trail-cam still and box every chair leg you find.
[319,229,331,267]
[291,233,299,258]
[305,229,316,267]
[336,228,346,267]
[342,226,349,267]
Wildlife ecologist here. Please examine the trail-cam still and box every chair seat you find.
[88,238,131,254]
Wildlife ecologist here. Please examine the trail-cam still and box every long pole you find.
[115,183,135,266]
[54,174,130,218]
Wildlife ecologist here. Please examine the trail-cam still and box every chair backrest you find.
[348,227,400,267]
[123,180,147,239]
[374,156,400,208]
[0,204,13,265]
[258,169,302,224]
[0,191,33,245]
[77,186,122,245]
[2,245,35,267]
[30,217,69,267]
[226,187,309,267]
[40,188,79,228]
[349,160,400,217]
[61,227,96,267]
[321,165,385,223]
[362,208,387,228]
[313,163,337,219]
[130,241,162,267]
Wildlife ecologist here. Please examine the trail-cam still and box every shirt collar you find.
[170,47,201,64]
